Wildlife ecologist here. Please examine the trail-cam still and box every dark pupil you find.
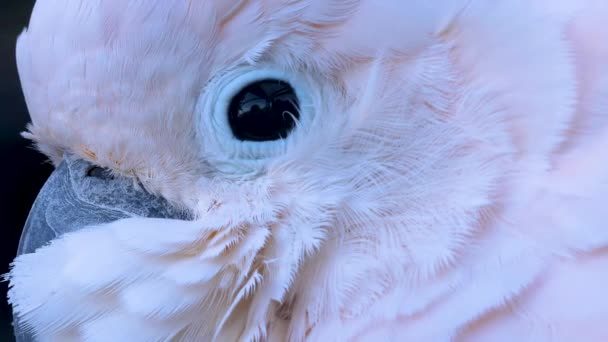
[228,79,300,141]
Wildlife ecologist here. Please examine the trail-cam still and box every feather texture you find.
[6,0,608,341]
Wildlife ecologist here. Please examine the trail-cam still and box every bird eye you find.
[227,79,300,142]
[195,67,316,167]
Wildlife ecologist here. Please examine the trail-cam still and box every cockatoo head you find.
[8,0,579,340]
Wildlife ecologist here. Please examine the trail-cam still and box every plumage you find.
[5,0,608,340]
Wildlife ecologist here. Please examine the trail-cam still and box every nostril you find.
[86,166,115,180]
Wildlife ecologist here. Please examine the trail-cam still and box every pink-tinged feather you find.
[6,0,608,341]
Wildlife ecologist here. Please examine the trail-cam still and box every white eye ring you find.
[195,66,315,173]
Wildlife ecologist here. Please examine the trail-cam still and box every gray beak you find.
[12,154,190,342]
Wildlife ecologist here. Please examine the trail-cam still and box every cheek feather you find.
[7,0,608,341]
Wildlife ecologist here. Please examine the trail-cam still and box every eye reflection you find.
[227,79,300,142]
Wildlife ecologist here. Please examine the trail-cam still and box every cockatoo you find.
[5,0,608,341]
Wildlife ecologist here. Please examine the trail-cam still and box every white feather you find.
[7,0,608,340]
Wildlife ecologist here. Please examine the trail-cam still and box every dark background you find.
[1,1,53,340]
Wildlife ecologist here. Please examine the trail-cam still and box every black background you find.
[1,1,53,340]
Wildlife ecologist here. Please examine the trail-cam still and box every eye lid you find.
[195,66,316,170]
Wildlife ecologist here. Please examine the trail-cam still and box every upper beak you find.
[12,154,189,342]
